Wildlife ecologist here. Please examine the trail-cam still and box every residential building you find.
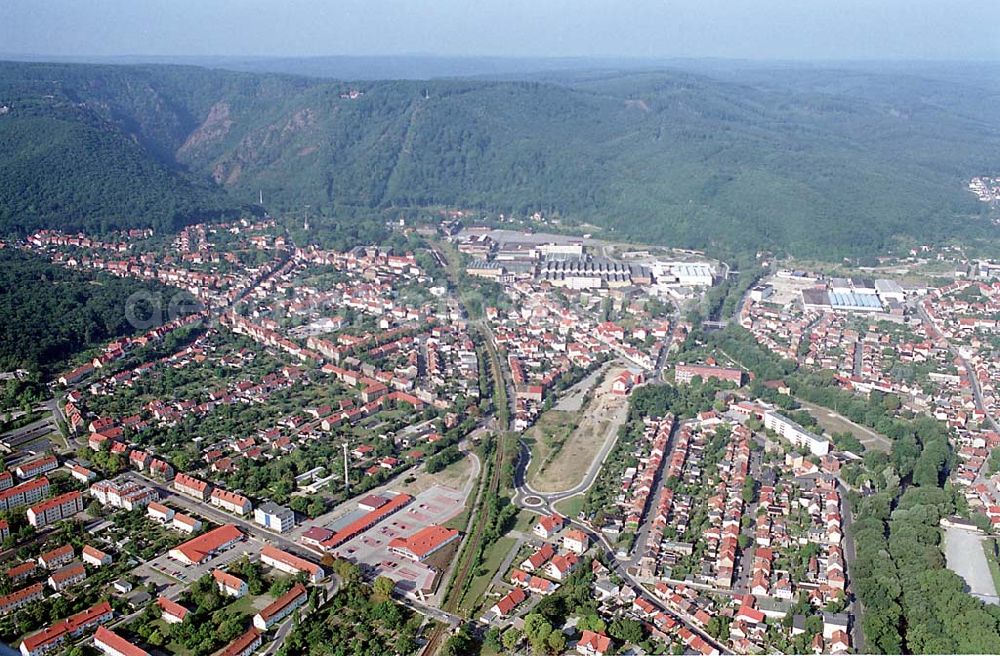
[577,630,612,656]
[213,569,248,598]
[489,587,526,618]
[675,364,743,385]
[533,513,564,538]
[0,583,44,615]
[157,596,188,624]
[38,545,74,569]
[7,562,36,583]
[69,465,97,484]
[545,552,580,581]
[763,411,831,457]
[48,562,86,590]
[15,455,58,480]
[82,545,112,567]
[90,478,156,511]
[146,502,174,523]
[27,491,84,528]
[252,583,307,630]
[218,628,263,656]
[172,513,201,534]
[563,529,589,555]
[521,544,555,572]
[260,545,324,583]
[173,473,211,501]
[19,601,114,656]
[93,626,150,656]
[0,477,50,512]
[210,488,252,515]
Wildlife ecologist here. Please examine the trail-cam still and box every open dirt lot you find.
[528,366,630,493]
[762,273,821,306]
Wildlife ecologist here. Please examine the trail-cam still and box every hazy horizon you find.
[2,0,999,62]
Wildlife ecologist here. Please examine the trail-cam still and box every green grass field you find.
[554,495,585,520]
[459,535,518,615]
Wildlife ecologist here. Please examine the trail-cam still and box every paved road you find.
[128,471,313,557]
[837,479,866,652]
[565,515,727,654]
[554,365,607,412]
[286,437,481,544]
[621,418,688,567]
[488,532,528,590]
[519,396,630,509]
[510,422,726,654]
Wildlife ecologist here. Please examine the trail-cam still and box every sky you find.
[1,0,998,62]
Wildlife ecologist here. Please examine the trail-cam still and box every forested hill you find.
[0,249,199,375]
[1,61,998,258]
[0,65,241,234]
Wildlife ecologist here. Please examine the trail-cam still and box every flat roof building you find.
[764,410,830,457]
[254,502,295,533]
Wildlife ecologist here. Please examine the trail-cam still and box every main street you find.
[514,386,630,510]
[916,301,999,432]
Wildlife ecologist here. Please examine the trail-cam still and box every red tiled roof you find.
[94,626,149,656]
[20,601,113,653]
[257,583,307,621]
[0,583,43,609]
[261,545,321,577]
[49,562,85,583]
[156,596,188,620]
[171,524,242,564]
[578,630,612,653]
[83,544,108,560]
[212,569,245,591]
[218,628,262,656]
[387,525,458,559]
[319,493,411,549]
[39,544,73,563]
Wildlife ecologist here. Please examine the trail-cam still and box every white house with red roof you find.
[533,513,564,538]
[576,630,612,656]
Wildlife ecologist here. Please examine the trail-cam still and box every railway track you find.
[420,434,505,655]
[422,323,510,654]
[420,239,514,655]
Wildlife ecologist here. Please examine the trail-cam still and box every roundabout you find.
[521,495,544,507]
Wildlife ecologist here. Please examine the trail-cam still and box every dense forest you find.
[0,249,196,375]
[0,61,998,258]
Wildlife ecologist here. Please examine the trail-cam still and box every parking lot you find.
[136,540,256,590]
[329,486,465,597]
[944,525,1000,604]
